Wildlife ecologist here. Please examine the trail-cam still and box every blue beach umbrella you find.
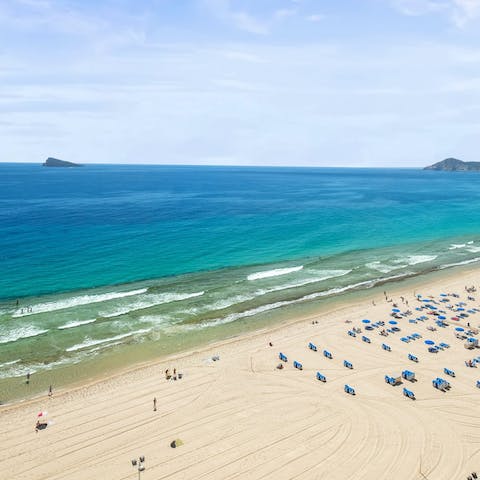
[392,308,400,313]
[424,340,435,345]
[455,327,465,332]
[362,319,371,324]
[389,320,398,325]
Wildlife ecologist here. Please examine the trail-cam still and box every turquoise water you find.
[2,164,480,401]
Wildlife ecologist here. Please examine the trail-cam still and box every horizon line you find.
[0,161,425,169]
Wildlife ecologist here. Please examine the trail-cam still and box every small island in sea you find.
[424,157,480,171]
[43,157,82,167]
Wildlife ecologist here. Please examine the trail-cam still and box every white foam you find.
[0,326,49,344]
[255,270,352,295]
[365,262,406,273]
[247,266,303,281]
[0,359,21,368]
[467,246,480,253]
[440,258,480,269]
[467,241,474,245]
[396,255,437,266]
[449,244,466,250]
[12,288,148,317]
[102,291,204,318]
[66,329,151,352]
[57,319,96,330]
[181,273,413,332]
[204,295,255,311]
[0,353,88,380]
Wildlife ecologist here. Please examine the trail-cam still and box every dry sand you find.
[2,267,480,480]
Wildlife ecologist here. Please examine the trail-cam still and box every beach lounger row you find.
[279,352,288,362]
[308,342,317,351]
[439,342,450,349]
[323,350,333,359]
[444,367,455,377]
[476,380,480,389]
[403,387,415,400]
[362,336,371,343]
[344,384,355,395]
[344,360,353,369]
[347,330,356,337]
[382,343,391,352]
[316,372,326,382]
[402,370,415,381]
[408,353,419,363]
[293,360,303,370]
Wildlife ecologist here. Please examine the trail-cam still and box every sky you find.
[1,0,480,167]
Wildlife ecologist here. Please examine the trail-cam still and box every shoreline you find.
[2,260,479,411]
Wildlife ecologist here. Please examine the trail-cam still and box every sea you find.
[1,163,480,402]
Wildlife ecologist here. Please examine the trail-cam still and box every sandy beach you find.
[2,266,480,480]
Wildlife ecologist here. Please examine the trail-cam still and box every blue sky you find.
[1,0,480,166]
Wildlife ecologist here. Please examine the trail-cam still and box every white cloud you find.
[202,0,269,34]
[274,8,296,19]
[452,0,480,26]
[306,14,324,22]
[392,0,480,26]
[391,0,448,16]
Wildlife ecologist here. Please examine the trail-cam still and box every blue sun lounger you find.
[408,353,419,363]
[412,333,422,339]
[428,347,439,353]
[403,387,415,399]
[344,384,355,395]
[476,380,480,389]
[323,350,333,359]
[432,377,450,391]
[362,336,371,343]
[347,330,356,337]
[344,360,353,369]
[293,360,303,370]
[439,342,449,349]
[444,368,455,377]
[316,372,326,382]
[279,352,288,362]
[382,343,391,352]
[402,370,415,381]
[401,337,410,343]
[385,375,401,386]
[308,342,317,352]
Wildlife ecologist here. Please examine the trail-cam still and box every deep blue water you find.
[2,163,480,300]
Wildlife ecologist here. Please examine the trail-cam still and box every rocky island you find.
[43,157,82,167]
[424,158,480,171]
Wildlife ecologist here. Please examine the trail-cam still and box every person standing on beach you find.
[26,372,30,385]
[48,385,52,397]
[153,397,157,411]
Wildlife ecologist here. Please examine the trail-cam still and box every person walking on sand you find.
[153,397,157,411]
[48,385,52,397]
[26,372,30,385]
